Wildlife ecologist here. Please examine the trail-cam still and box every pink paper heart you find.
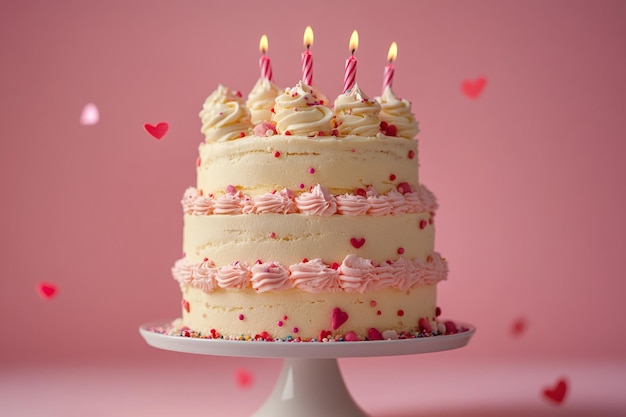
[331,307,349,330]
[80,103,99,125]
[511,317,527,336]
[543,378,568,405]
[350,237,365,249]
[144,122,169,139]
[37,282,57,300]
[461,76,487,99]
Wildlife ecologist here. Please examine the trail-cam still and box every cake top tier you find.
[199,82,419,142]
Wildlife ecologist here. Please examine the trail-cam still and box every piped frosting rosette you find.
[332,83,381,137]
[272,81,333,136]
[199,84,254,142]
[376,86,419,139]
[246,78,281,125]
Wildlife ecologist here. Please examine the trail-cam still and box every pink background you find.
[1,0,625,415]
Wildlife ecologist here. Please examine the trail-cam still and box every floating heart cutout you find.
[144,122,169,139]
[80,103,99,125]
[235,368,254,389]
[461,76,487,99]
[37,282,57,300]
[331,307,349,330]
[543,378,568,405]
[511,317,527,336]
[350,237,365,249]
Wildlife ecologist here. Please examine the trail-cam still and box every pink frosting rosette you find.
[335,194,370,216]
[423,252,448,285]
[241,195,255,214]
[403,191,422,213]
[417,184,438,213]
[295,184,337,216]
[254,188,297,214]
[389,257,423,291]
[338,254,377,293]
[366,195,393,216]
[171,258,194,285]
[250,262,292,293]
[289,258,341,293]
[216,262,252,289]
[192,194,214,215]
[213,192,244,214]
[372,261,404,290]
[191,258,219,293]
[181,187,199,214]
[386,188,410,215]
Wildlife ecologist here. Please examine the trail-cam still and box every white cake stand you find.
[139,321,475,417]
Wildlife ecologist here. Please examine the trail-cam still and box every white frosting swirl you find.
[289,258,341,293]
[272,82,333,136]
[246,78,281,125]
[295,184,337,216]
[332,83,381,137]
[376,87,419,139]
[250,262,292,293]
[199,85,254,142]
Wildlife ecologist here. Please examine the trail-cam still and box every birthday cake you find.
[168,35,458,342]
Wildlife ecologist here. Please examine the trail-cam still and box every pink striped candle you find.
[259,35,273,81]
[343,30,359,93]
[302,26,314,85]
[382,42,397,91]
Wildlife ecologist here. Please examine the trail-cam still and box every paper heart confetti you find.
[80,103,99,125]
[511,317,527,337]
[461,76,487,99]
[331,307,349,330]
[144,122,169,139]
[542,378,568,405]
[37,282,57,300]
[235,368,254,389]
[350,237,366,249]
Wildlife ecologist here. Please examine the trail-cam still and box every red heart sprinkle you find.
[367,328,384,340]
[144,122,169,139]
[350,237,365,249]
[418,317,432,333]
[543,378,568,405]
[37,282,57,300]
[385,125,398,137]
[235,368,254,389]
[319,330,332,340]
[344,331,360,341]
[461,77,487,99]
[331,307,349,330]
[181,299,190,313]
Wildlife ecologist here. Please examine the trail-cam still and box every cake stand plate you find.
[140,321,475,417]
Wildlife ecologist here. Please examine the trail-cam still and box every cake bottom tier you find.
[180,285,437,341]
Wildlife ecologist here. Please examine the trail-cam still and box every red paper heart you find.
[543,378,568,405]
[461,77,487,99]
[331,307,349,330]
[144,122,169,139]
[235,368,254,388]
[37,282,57,300]
[350,237,366,249]
[511,317,527,336]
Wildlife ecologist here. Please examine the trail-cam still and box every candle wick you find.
[351,49,355,56]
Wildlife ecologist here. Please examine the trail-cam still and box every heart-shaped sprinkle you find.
[444,320,458,334]
[181,299,190,313]
[543,378,568,405]
[319,330,332,340]
[367,328,383,340]
[144,122,169,139]
[235,368,254,389]
[418,317,432,333]
[344,331,360,341]
[37,282,57,300]
[331,307,349,330]
[461,77,487,99]
[79,103,99,125]
[350,237,365,249]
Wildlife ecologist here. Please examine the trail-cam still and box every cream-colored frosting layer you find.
[272,81,333,136]
[182,212,434,266]
[197,135,418,196]
[376,87,419,139]
[181,285,437,340]
[199,85,254,142]
[246,78,281,125]
[332,83,381,137]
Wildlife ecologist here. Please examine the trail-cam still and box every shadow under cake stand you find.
[140,321,475,417]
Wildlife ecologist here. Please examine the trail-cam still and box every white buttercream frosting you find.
[376,87,419,139]
[272,82,333,136]
[246,78,281,125]
[332,83,381,137]
[199,85,254,142]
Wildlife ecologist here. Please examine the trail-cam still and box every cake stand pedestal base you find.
[253,357,366,417]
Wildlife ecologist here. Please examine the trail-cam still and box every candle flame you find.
[349,30,359,54]
[303,26,314,48]
[387,42,398,63]
[259,35,268,54]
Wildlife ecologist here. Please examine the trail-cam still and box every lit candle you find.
[302,26,314,85]
[343,30,359,93]
[382,41,397,91]
[259,35,273,81]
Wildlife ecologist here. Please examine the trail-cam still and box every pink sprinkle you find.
[435,306,442,317]
[330,262,340,270]
[370,300,377,307]
[408,150,415,159]
[277,321,283,327]
[239,132,245,138]
[269,232,276,239]
[397,309,405,317]
[226,185,237,194]
[377,310,382,316]
[308,167,315,174]
[292,327,299,333]
[196,157,201,167]
[274,151,281,157]
[389,174,397,181]
[299,183,305,189]
[283,315,288,320]
[419,219,427,229]
[344,331,360,341]
[238,314,245,320]
[397,247,405,254]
